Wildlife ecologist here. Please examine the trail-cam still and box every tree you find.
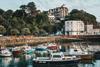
[65,9,97,25]
[0,15,5,25]
[21,28,31,35]
[36,13,49,25]
[27,2,37,16]
[0,9,4,15]
[20,5,26,10]
[10,29,20,35]
[3,9,13,19]
[0,25,6,34]
[13,10,22,17]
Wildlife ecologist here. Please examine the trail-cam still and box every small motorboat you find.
[0,48,12,57]
[69,48,93,60]
[21,45,33,54]
[12,47,22,57]
[33,52,80,67]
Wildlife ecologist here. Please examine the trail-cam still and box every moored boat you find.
[0,47,12,57]
[12,47,22,57]
[93,51,100,59]
[47,43,60,53]
[69,48,93,60]
[33,52,80,67]
[21,45,34,54]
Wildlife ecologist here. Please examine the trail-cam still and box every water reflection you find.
[0,54,33,67]
[94,60,100,67]
[79,60,95,67]
[0,55,100,67]
[33,64,78,67]
[0,57,12,67]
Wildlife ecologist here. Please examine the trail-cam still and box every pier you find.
[0,35,100,46]
[0,36,59,46]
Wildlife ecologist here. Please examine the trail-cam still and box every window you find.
[53,55,61,58]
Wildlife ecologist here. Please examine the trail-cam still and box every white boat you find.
[0,48,12,57]
[47,43,60,53]
[34,46,49,57]
[21,45,33,54]
[33,52,80,67]
[69,48,93,60]
[12,47,22,57]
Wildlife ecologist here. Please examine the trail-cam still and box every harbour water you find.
[0,42,100,67]
[0,55,100,67]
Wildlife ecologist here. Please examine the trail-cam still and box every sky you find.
[0,0,100,22]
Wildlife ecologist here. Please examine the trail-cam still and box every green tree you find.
[0,15,5,25]
[3,9,13,19]
[27,2,37,16]
[0,25,6,34]
[20,5,26,10]
[65,9,97,25]
[21,28,31,35]
[13,10,26,18]
[0,9,5,15]
[10,28,20,35]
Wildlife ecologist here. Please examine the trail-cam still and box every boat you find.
[0,47,12,57]
[34,46,49,57]
[47,43,60,53]
[69,48,93,60]
[93,51,100,59]
[12,47,22,57]
[33,52,80,67]
[21,45,34,54]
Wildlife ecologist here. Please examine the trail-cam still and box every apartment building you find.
[65,20,84,35]
[48,4,68,20]
[85,25,94,35]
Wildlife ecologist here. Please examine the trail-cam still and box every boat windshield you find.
[35,48,47,51]
[53,55,61,58]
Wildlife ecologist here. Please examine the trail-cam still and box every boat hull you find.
[33,60,79,67]
[93,51,100,59]
[12,50,22,57]
[0,54,12,57]
[80,54,93,60]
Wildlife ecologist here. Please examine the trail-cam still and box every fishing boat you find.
[0,48,12,57]
[33,52,80,67]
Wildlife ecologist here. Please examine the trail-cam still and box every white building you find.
[93,29,100,35]
[48,4,68,20]
[65,20,84,35]
[85,25,94,35]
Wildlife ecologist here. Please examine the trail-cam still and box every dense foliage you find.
[0,2,58,36]
[65,9,97,25]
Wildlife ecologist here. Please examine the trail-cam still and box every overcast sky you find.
[0,0,100,22]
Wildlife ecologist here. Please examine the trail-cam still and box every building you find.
[93,29,100,35]
[65,20,84,35]
[48,4,68,20]
[84,24,100,35]
[85,25,94,35]
[93,25,100,35]
[48,15,55,22]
